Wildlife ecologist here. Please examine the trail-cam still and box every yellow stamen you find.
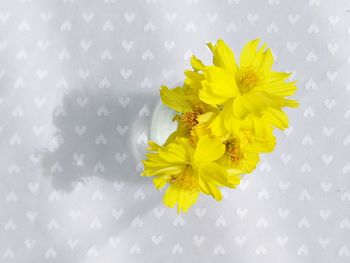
[174,103,205,130]
[238,68,263,93]
[174,111,199,130]
[225,139,244,165]
[192,103,205,114]
[169,169,198,192]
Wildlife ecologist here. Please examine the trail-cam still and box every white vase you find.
[150,100,177,145]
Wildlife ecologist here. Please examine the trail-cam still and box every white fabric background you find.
[1,0,350,262]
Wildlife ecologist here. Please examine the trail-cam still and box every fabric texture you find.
[0,0,349,262]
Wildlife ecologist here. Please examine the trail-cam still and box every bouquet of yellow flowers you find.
[142,39,299,213]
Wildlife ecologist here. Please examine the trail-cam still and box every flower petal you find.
[194,135,225,164]
[262,80,298,97]
[184,71,204,92]
[147,141,161,151]
[209,112,229,137]
[198,162,231,186]
[163,185,199,213]
[159,138,192,163]
[261,48,274,73]
[142,159,185,177]
[263,107,289,130]
[153,176,169,189]
[232,94,251,119]
[239,38,261,68]
[208,39,238,74]
[199,177,222,201]
[199,84,230,106]
[190,55,205,71]
[202,66,239,98]
[163,185,178,208]
[177,190,199,213]
[160,85,192,113]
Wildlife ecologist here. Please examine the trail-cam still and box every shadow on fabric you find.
[40,85,159,192]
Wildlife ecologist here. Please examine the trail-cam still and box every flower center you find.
[175,111,199,130]
[225,139,244,165]
[169,169,198,192]
[238,68,262,93]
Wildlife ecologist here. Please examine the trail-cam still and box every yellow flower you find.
[219,128,276,173]
[141,38,299,213]
[142,135,241,213]
[195,39,298,135]
[160,84,216,145]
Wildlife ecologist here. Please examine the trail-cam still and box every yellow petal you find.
[153,176,168,189]
[190,55,205,71]
[142,160,185,177]
[259,91,299,109]
[176,190,199,213]
[232,94,250,119]
[239,38,260,68]
[198,162,230,186]
[158,138,192,163]
[240,38,274,71]
[265,81,298,97]
[163,185,178,208]
[263,108,289,130]
[240,91,295,114]
[268,71,292,82]
[257,72,297,97]
[260,48,274,74]
[197,111,214,123]
[199,84,230,106]
[251,43,268,67]
[236,151,260,173]
[199,177,222,201]
[249,129,276,153]
[184,70,204,92]
[226,169,242,186]
[158,148,187,164]
[147,141,161,151]
[163,185,199,213]
[221,100,238,131]
[142,138,194,177]
[252,115,268,138]
[209,113,229,137]
[194,135,225,164]
[203,66,239,98]
[160,85,192,113]
[208,39,238,74]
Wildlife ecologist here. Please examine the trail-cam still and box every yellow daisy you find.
[160,53,207,115]
[160,83,216,145]
[196,39,298,135]
[142,135,241,213]
[218,127,276,173]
